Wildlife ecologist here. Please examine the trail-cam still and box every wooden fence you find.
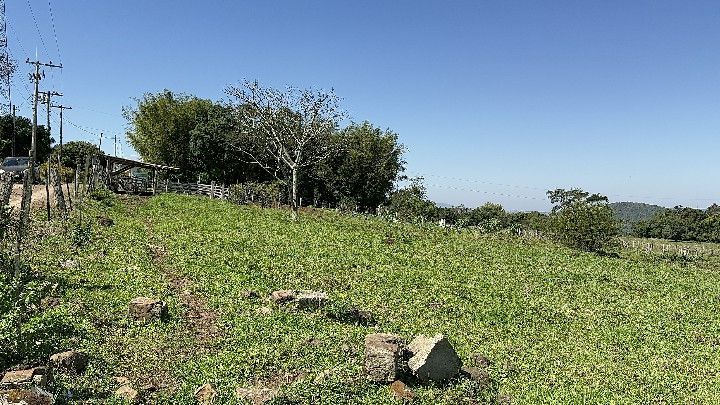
[112,175,230,200]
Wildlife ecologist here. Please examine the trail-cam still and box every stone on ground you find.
[115,384,139,403]
[294,291,328,309]
[270,290,328,309]
[194,383,217,404]
[0,386,54,405]
[50,350,88,374]
[235,387,277,404]
[407,334,462,383]
[269,290,295,304]
[128,297,168,322]
[0,367,50,389]
[389,380,414,400]
[364,333,406,383]
[461,366,490,385]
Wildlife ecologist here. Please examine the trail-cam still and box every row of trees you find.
[383,180,620,252]
[633,205,720,242]
[123,85,406,215]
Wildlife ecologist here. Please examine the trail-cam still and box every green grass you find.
[11,193,720,403]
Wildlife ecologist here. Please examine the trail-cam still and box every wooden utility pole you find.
[42,90,61,221]
[52,104,72,208]
[25,58,62,172]
[11,104,15,155]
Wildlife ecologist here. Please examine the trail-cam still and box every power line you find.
[46,0,61,66]
[25,0,49,57]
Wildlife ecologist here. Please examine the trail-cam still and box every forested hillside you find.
[610,202,666,233]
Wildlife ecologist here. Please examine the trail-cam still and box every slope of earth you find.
[15,194,720,403]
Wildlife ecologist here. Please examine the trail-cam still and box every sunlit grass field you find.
[24,193,720,403]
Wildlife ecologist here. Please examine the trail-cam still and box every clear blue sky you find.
[6,1,720,211]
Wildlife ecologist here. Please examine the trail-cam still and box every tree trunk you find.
[291,166,298,221]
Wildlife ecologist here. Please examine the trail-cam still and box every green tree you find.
[384,178,438,223]
[547,188,619,252]
[123,90,215,180]
[309,121,405,211]
[0,114,53,162]
[52,141,103,167]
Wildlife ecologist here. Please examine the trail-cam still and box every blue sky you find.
[6,1,720,211]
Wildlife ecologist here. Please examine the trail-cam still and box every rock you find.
[97,216,114,227]
[389,380,414,401]
[50,350,88,374]
[115,384,139,403]
[364,333,406,383]
[194,383,216,404]
[294,291,328,309]
[242,291,260,299]
[461,366,490,385]
[269,290,295,304]
[407,335,462,383]
[235,387,277,404]
[113,376,130,387]
[128,297,167,322]
[0,367,50,389]
[471,353,492,368]
[256,306,273,315]
[270,290,328,309]
[0,386,54,405]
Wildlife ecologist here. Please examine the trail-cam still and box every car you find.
[0,157,39,182]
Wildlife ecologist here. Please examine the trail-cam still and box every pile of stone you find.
[364,333,465,398]
[1,350,88,405]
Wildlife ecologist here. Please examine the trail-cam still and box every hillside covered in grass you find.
[8,194,720,403]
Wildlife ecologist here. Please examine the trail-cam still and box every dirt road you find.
[8,183,65,209]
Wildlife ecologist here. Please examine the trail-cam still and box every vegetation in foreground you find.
[4,193,720,403]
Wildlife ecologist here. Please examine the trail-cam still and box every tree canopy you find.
[0,114,53,162]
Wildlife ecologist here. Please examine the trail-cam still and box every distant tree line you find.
[633,204,720,243]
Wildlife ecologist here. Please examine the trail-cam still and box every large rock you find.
[0,386,54,405]
[407,334,462,383]
[50,350,88,374]
[128,297,167,322]
[364,333,406,383]
[0,368,50,389]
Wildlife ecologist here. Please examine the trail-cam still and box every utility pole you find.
[50,103,71,159]
[113,133,117,157]
[25,58,62,172]
[11,104,15,155]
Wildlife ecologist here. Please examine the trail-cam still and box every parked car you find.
[0,157,38,182]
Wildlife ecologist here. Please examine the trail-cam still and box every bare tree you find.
[226,80,344,220]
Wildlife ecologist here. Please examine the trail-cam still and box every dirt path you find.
[8,183,73,209]
[148,242,222,347]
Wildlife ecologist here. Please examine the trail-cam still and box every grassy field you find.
[8,193,720,403]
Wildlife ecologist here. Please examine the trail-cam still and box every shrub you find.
[546,188,620,252]
[38,162,75,183]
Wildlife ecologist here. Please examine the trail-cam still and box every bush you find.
[89,188,116,206]
[38,162,75,183]
[546,188,620,252]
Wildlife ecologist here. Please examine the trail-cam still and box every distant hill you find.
[610,202,667,233]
